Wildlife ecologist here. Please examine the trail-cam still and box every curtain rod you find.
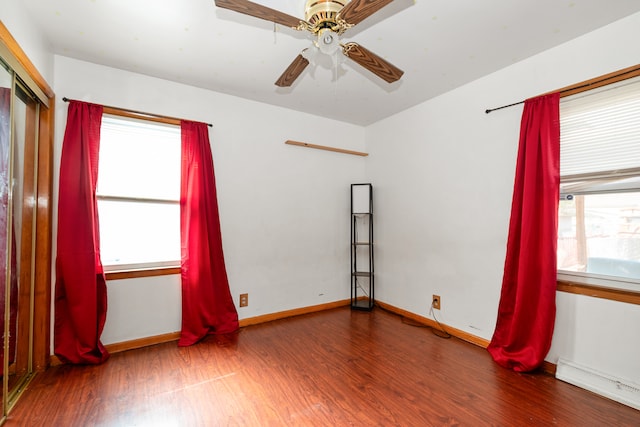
[485,65,640,114]
[61,97,213,127]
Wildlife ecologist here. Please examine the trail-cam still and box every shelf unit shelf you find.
[351,299,373,310]
[350,183,374,311]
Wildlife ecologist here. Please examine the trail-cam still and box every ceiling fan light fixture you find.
[317,29,340,55]
[300,47,318,64]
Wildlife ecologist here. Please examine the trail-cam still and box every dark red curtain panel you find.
[487,93,560,372]
[179,120,238,346]
[54,101,109,364]
[0,87,18,374]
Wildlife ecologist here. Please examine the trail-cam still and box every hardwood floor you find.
[6,307,639,426]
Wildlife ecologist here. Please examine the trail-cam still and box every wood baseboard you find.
[540,360,557,376]
[49,331,182,366]
[375,301,491,348]
[238,299,351,327]
[49,299,558,374]
[105,331,182,354]
[376,301,559,375]
[50,299,351,366]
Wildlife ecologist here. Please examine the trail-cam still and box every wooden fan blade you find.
[275,54,310,87]
[215,0,304,28]
[342,43,403,83]
[337,0,394,26]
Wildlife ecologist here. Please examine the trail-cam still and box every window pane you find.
[98,200,180,267]
[558,192,640,281]
[98,116,180,200]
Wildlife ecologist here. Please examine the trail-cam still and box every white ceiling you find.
[21,0,640,125]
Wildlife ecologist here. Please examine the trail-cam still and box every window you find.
[557,76,640,289]
[97,115,181,271]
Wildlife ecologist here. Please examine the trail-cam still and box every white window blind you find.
[560,76,640,180]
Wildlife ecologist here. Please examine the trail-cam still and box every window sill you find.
[105,266,180,281]
[557,280,640,306]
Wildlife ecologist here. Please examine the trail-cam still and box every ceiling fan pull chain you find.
[335,51,339,97]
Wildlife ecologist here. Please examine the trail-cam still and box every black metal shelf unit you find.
[350,183,374,311]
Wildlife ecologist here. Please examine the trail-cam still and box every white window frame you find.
[97,114,181,273]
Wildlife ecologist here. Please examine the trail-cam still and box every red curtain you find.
[54,101,109,364]
[487,93,560,372]
[179,120,238,346]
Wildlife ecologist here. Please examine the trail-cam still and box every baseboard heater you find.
[556,358,640,410]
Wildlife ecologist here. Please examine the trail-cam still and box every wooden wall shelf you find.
[285,140,368,157]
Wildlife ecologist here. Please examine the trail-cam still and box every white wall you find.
[5,1,640,384]
[53,56,367,345]
[0,2,53,84]
[365,11,640,384]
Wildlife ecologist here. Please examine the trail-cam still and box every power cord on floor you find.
[428,304,451,339]
[399,300,451,339]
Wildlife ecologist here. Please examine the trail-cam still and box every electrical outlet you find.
[239,293,248,307]
[432,295,441,310]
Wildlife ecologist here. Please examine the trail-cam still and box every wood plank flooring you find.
[5,307,639,426]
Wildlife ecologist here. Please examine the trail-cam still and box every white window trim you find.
[97,114,181,272]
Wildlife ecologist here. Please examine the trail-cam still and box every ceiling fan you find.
[214,0,404,87]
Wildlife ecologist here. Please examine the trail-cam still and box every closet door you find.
[0,53,11,417]
[6,80,38,404]
[0,58,40,416]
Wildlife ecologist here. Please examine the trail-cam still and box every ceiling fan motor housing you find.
[305,0,348,32]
